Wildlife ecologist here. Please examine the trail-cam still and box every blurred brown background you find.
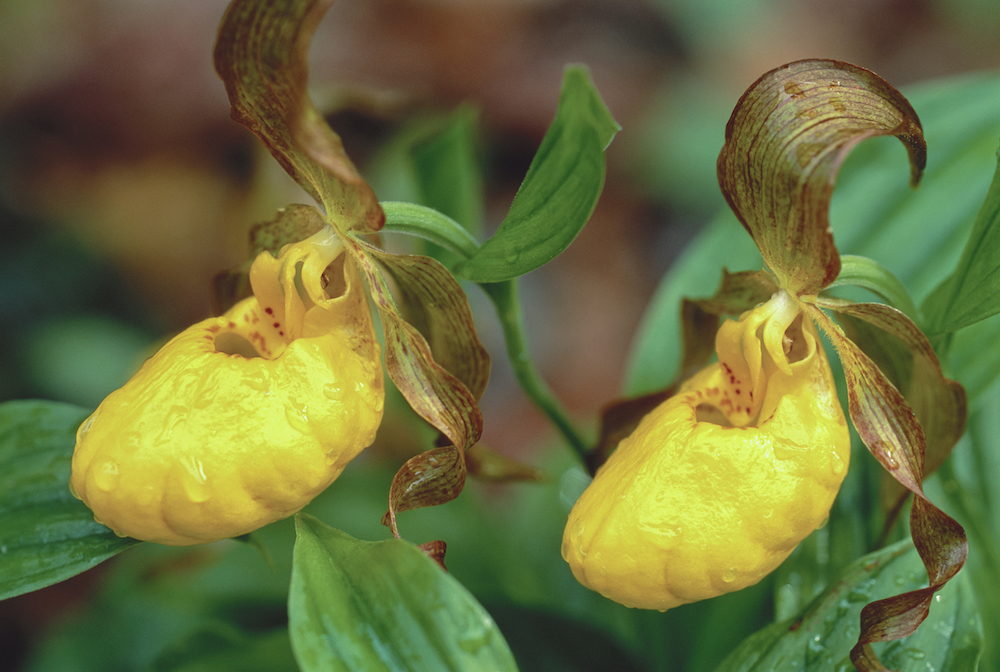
[2,0,999,461]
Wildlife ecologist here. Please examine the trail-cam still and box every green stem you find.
[481,280,590,461]
[382,201,591,462]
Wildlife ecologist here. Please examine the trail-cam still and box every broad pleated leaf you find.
[715,540,981,672]
[289,515,518,672]
[454,66,619,282]
[214,0,384,232]
[718,59,926,294]
[922,154,1000,335]
[0,400,139,600]
[214,204,327,313]
[807,305,968,670]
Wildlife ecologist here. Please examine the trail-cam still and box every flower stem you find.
[481,279,590,462]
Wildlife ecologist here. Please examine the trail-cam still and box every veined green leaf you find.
[922,153,1000,335]
[289,515,518,672]
[454,66,619,283]
[0,400,139,600]
[714,541,982,672]
[717,59,926,296]
[214,0,384,232]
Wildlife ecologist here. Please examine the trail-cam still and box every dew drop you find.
[831,452,845,475]
[323,383,344,401]
[94,462,120,491]
[806,634,825,664]
[285,399,311,433]
[457,622,492,654]
[504,249,521,264]
[180,455,211,503]
[0,545,6,554]
[723,568,737,583]
[78,412,98,439]
[243,372,270,392]
[903,648,926,660]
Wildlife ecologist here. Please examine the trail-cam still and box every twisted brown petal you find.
[718,59,925,294]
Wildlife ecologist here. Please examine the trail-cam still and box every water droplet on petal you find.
[284,399,310,433]
[243,372,270,392]
[323,383,344,401]
[180,455,211,503]
[94,462,120,491]
[723,568,737,583]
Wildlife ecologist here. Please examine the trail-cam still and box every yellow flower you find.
[562,291,849,610]
[70,226,384,546]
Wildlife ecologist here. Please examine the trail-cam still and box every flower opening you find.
[562,293,849,610]
[70,226,385,546]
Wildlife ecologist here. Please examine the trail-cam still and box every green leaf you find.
[717,59,926,295]
[714,540,982,672]
[922,153,1000,335]
[214,0,384,231]
[930,384,1000,671]
[0,400,139,600]
[288,514,518,672]
[454,66,619,282]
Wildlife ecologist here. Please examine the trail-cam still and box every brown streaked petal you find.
[214,0,384,232]
[361,242,491,401]
[332,228,481,537]
[806,304,968,671]
[718,59,925,294]
[381,445,467,539]
[816,297,967,519]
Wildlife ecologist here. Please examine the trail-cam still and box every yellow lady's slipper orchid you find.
[70,226,384,546]
[562,291,849,610]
